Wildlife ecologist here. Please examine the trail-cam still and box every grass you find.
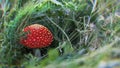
[0,0,120,68]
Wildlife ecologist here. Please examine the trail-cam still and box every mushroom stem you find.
[33,48,41,58]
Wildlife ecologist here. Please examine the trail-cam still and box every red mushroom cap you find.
[20,24,53,48]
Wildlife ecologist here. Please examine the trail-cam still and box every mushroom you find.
[20,24,53,57]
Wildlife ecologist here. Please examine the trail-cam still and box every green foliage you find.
[0,0,120,68]
[0,1,36,64]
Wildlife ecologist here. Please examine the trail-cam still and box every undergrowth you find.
[0,0,120,68]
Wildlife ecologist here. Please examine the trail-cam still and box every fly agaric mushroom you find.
[20,24,53,48]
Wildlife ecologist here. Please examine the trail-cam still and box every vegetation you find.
[0,0,120,68]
